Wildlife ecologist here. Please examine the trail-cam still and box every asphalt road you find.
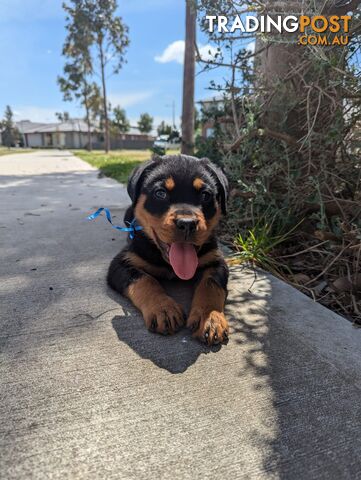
[1,150,361,479]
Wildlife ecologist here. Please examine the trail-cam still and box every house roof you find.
[16,120,97,134]
[16,120,154,137]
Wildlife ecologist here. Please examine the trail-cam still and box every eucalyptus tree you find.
[112,106,130,133]
[55,111,70,122]
[157,121,173,136]
[137,113,153,134]
[61,0,129,152]
[85,0,129,151]
[58,62,102,150]
[2,106,18,148]
[61,0,100,149]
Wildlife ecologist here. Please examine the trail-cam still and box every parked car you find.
[153,134,181,150]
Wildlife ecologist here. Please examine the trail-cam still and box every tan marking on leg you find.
[126,275,184,334]
[187,268,228,345]
[124,251,173,279]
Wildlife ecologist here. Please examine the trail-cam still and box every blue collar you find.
[87,207,143,240]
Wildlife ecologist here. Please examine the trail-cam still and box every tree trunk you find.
[83,89,92,151]
[255,0,356,176]
[257,0,355,141]
[256,1,303,138]
[99,39,110,153]
[181,0,196,155]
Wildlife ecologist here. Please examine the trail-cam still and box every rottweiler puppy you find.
[107,154,229,345]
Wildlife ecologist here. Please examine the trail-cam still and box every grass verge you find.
[0,148,33,157]
[73,149,150,183]
[74,149,180,184]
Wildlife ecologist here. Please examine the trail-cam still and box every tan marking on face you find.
[165,177,175,191]
[195,205,222,246]
[162,205,209,246]
[193,178,204,190]
[134,194,222,248]
[135,194,175,245]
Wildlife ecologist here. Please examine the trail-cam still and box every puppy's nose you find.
[175,218,199,235]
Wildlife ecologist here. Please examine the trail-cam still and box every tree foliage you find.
[137,113,153,134]
[197,0,361,322]
[112,106,130,133]
[55,111,70,122]
[61,0,129,151]
[1,106,19,148]
[157,121,173,136]
[194,107,201,131]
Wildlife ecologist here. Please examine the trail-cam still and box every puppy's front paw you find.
[187,309,229,345]
[143,298,185,335]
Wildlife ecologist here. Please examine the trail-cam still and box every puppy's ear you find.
[201,158,229,215]
[127,159,159,204]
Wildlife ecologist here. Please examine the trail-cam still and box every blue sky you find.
[0,0,231,130]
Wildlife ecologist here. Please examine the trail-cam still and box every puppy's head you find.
[128,154,228,280]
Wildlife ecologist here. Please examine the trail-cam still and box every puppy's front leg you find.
[187,261,229,345]
[126,276,185,334]
[108,253,184,335]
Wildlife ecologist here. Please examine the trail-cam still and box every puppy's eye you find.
[201,191,211,202]
[154,188,167,200]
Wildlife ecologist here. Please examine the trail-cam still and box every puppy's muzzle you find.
[175,217,199,237]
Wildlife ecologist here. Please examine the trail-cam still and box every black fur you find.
[107,155,229,296]
[199,157,229,215]
[107,251,143,293]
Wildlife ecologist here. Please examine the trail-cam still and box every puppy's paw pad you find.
[144,299,185,335]
[188,310,229,345]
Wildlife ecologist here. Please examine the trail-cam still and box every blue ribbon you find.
[87,207,143,240]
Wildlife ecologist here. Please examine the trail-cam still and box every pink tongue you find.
[169,242,198,280]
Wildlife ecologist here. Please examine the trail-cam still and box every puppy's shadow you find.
[110,279,221,374]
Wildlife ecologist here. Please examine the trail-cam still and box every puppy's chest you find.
[143,263,177,280]
[128,239,174,279]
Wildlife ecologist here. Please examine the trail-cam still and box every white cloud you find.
[198,44,220,62]
[155,40,185,65]
[108,91,154,108]
[155,40,219,65]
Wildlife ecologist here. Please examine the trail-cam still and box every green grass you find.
[0,147,33,157]
[74,149,180,184]
[230,216,303,277]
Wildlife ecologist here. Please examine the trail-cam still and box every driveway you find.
[1,150,361,479]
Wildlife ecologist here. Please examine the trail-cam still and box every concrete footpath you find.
[1,150,361,479]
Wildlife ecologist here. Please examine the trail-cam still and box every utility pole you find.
[172,100,176,129]
[166,101,176,129]
[181,0,196,155]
